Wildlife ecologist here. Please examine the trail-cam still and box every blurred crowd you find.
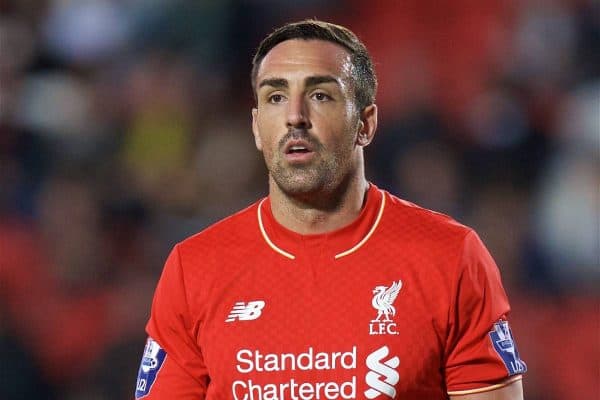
[0,1,598,399]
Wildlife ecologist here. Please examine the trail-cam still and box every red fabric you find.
[142,184,523,399]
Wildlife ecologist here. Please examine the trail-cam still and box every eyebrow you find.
[258,75,340,90]
[305,75,339,87]
[258,78,287,89]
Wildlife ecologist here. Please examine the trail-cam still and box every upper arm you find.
[445,231,527,393]
[135,337,208,399]
[135,246,209,399]
[450,377,524,400]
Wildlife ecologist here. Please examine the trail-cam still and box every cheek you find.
[256,116,280,158]
[314,101,355,128]
[316,116,357,149]
[257,108,281,131]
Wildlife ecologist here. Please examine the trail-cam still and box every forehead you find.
[256,39,353,83]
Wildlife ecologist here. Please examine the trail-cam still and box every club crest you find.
[369,280,402,335]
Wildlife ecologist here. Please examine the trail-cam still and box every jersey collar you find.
[257,183,385,260]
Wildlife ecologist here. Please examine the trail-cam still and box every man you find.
[135,20,526,399]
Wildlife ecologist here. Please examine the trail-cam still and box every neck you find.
[268,173,369,235]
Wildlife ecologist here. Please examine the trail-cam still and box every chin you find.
[273,173,325,196]
[278,180,322,196]
[270,160,339,197]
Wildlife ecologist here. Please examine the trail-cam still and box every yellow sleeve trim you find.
[447,375,523,396]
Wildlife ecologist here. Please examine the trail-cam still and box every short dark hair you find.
[251,19,377,111]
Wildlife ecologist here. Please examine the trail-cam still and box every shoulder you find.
[175,199,263,256]
[157,200,264,304]
[380,189,472,242]
[378,189,480,278]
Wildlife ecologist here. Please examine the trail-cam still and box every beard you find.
[266,129,355,199]
[271,156,334,195]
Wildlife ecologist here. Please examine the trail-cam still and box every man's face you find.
[252,39,365,197]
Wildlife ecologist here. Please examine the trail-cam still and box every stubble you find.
[268,128,356,200]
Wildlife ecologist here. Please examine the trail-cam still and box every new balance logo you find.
[225,301,265,322]
[364,346,400,399]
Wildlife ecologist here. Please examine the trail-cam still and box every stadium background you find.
[0,1,598,399]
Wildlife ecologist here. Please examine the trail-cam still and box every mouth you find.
[283,140,315,162]
[284,139,313,153]
[287,145,311,154]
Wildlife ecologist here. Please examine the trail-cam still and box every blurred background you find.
[0,0,598,399]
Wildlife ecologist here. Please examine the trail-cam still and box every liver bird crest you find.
[371,280,403,322]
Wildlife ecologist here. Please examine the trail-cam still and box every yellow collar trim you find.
[257,190,386,260]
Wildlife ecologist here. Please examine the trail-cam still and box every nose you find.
[286,95,311,129]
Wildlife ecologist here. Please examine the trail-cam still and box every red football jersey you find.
[136,184,525,399]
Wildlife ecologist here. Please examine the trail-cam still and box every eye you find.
[268,93,285,103]
[311,92,332,102]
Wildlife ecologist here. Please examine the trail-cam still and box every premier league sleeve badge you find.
[135,337,167,398]
[489,320,527,375]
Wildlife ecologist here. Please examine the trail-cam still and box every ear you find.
[251,108,262,151]
[356,104,378,147]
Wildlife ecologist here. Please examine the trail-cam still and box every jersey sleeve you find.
[135,245,209,399]
[444,230,526,395]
